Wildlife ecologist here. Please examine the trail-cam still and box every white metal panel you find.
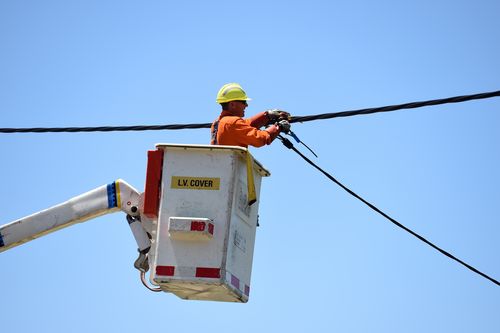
[149,144,269,302]
[156,147,235,269]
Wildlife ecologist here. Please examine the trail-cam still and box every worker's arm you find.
[248,112,269,128]
[219,118,279,147]
[248,110,291,129]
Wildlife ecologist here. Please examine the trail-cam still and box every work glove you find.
[265,109,291,124]
[278,120,291,134]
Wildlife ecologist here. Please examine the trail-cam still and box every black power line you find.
[291,90,500,123]
[0,123,211,133]
[278,135,499,287]
[1,90,499,134]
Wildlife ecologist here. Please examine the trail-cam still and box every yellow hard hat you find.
[216,83,252,103]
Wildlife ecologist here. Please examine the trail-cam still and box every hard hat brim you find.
[216,97,252,103]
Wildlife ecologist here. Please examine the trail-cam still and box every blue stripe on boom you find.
[0,232,4,247]
[107,182,117,208]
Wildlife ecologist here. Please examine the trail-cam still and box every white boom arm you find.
[0,179,151,253]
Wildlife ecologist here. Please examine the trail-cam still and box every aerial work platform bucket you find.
[143,144,270,302]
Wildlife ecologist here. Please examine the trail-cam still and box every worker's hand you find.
[265,109,291,124]
[278,120,291,134]
[265,124,280,144]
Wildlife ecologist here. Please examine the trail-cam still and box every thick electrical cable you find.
[290,90,500,123]
[1,90,499,134]
[278,136,499,286]
[0,123,211,133]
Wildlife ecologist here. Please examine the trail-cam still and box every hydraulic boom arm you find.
[0,179,150,253]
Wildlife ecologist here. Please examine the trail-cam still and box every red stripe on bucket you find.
[195,267,220,278]
[156,265,175,276]
[143,149,164,219]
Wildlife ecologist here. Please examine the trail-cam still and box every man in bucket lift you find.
[211,83,291,148]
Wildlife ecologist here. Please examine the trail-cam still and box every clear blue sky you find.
[1,1,499,332]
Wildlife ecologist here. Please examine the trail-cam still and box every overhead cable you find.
[0,123,211,133]
[291,90,500,123]
[278,135,499,286]
[1,90,499,134]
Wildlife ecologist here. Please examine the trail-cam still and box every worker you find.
[211,83,291,148]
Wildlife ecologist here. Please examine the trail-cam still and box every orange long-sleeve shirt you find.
[211,111,273,148]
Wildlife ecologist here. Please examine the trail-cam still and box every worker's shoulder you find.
[220,116,248,126]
